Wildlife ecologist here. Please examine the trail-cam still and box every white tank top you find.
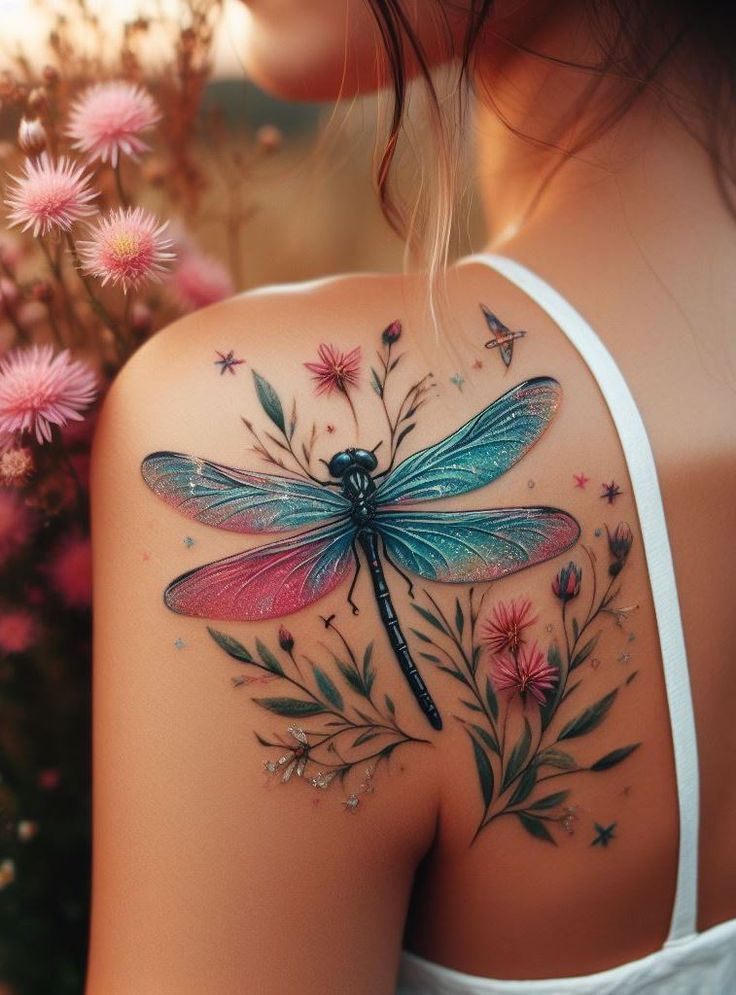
[396,253,736,995]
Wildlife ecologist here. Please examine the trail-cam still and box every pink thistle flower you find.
[46,533,92,608]
[169,251,234,311]
[479,598,537,656]
[0,490,34,565]
[304,343,361,396]
[492,641,558,706]
[3,152,98,238]
[0,344,97,444]
[76,206,175,293]
[0,445,34,486]
[66,80,160,168]
[0,608,38,654]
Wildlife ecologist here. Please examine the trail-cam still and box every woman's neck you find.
[470,15,735,268]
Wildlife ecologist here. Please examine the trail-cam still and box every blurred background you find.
[0,2,483,992]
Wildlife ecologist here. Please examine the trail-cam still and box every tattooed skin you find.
[141,313,641,839]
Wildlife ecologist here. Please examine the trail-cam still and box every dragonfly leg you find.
[346,538,362,615]
[381,537,415,599]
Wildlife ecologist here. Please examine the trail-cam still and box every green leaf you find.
[558,689,618,741]
[571,617,579,642]
[590,742,641,771]
[540,643,563,729]
[334,658,367,697]
[207,627,254,663]
[435,665,468,685]
[570,633,599,671]
[461,699,484,713]
[467,731,494,809]
[455,598,465,637]
[384,694,395,715]
[508,764,537,807]
[353,730,380,748]
[362,642,374,681]
[471,643,481,675]
[255,637,284,675]
[419,652,443,664]
[410,627,434,644]
[502,717,532,790]
[252,370,286,433]
[314,666,344,710]
[253,697,326,717]
[411,604,450,636]
[528,790,570,811]
[469,723,499,755]
[484,675,499,721]
[516,811,557,844]
[395,423,415,450]
[625,670,639,686]
[537,748,577,771]
[370,367,383,397]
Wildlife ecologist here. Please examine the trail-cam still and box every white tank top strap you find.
[462,251,700,944]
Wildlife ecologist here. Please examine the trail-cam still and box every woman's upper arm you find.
[85,297,441,995]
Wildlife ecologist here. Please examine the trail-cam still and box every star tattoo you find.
[601,480,623,503]
[591,821,617,847]
[214,349,245,375]
[573,472,590,489]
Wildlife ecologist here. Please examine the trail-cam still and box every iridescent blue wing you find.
[376,377,561,506]
[375,506,579,582]
[163,519,356,620]
[141,451,350,532]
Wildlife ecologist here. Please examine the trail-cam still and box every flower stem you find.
[64,233,129,362]
[113,161,129,208]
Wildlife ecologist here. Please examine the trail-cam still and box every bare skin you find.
[85,3,736,992]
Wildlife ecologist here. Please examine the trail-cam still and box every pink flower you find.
[3,152,98,237]
[76,206,175,293]
[0,344,97,444]
[0,608,37,654]
[66,80,160,168]
[479,598,537,656]
[170,251,234,311]
[492,641,558,705]
[0,490,34,565]
[46,533,92,608]
[304,344,361,395]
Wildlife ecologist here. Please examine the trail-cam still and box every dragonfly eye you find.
[353,449,378,471]
[328,451,353,478]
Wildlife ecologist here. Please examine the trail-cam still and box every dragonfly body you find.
[329,448,444,730]
[141,376,580,731]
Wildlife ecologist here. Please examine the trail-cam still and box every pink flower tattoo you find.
[479,598,537,656]
[304,343,361,424]
[493,641,558,706]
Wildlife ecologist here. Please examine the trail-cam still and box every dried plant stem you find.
[38,238,82,345]
[64,233,129,362]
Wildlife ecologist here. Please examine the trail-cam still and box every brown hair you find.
[364,0,736,260]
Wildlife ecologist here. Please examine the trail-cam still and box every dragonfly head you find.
[328,448,378,478]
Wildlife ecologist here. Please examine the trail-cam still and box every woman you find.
[85,2,736,992]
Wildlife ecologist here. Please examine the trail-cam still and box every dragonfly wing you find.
[376,377,561,505]
[141,451,349,532]
[163,519,356,620]
[375,507,579,583]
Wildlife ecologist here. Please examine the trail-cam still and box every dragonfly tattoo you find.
[141,376,579,731]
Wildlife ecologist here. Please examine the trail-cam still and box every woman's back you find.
[86,227,736,992]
